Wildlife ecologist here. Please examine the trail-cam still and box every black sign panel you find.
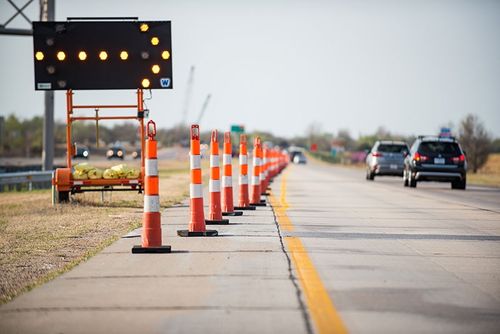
[32,20,173,90]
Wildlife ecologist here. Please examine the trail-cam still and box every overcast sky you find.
[1,0,499,138]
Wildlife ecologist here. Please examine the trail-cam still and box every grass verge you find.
[0,159,190,304]
[467,153,500,188]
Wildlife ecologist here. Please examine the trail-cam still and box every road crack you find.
[269,195,314,334]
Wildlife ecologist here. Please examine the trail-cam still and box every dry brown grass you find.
[468,153,500,187]
[0,159,190,304]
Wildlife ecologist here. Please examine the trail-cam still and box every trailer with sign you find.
[32,18,173,202]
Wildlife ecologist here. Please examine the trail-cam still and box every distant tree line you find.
[0,115,140,157]
[299,114,497,173]
[0,113,498,173]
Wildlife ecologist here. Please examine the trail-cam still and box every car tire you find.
[403,170,409,187]
[366,169,375,181]
[409,172,417,188]
[451,178,466,190]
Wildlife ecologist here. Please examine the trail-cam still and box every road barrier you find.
[132,120,171,253]
[234,134,255,211]
[0,171,53,192]
[149,123,288,237]
[221,132,243,216]
[178,125,218,237]
[205,130,229,225]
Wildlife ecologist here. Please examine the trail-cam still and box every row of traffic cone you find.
[132,122,289,253]
[178,124,289,237]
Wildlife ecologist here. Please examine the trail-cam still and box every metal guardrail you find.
[0,171,53,192]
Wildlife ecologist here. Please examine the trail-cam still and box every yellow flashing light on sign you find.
[56,51,66,61]
[99,51,108,61]
[35,51,44,61]
[78,51,87,61]
[141,78,150,88]
[161,51,170,60]
[120,51,128,60]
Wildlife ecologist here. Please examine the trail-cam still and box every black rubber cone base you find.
[132,245,171,254]
[250,202,267,207]
[222,211,243,216]
[205,219,230,225]
[234,206,256,211]
[177,229,218,237]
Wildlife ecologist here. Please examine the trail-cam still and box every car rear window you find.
[419,142,460,155]
[377,144,408,153]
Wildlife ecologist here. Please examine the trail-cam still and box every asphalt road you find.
[281,161,500,333]
[1,158,499,334]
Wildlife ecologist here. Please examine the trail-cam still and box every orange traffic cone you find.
[234,134,256,211]
[206,130,230,225]
[250,137,266,206]
[177,125,218,237]
[261,145,271,195]
[133,120,172,253]
[221,132,243,216]
[270,148,278,180]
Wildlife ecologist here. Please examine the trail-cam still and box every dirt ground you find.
[0,160,190,304]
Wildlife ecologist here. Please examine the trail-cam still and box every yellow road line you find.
[270,172,293,231]
[270,171,348,334]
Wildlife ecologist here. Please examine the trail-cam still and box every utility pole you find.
[40,0,55,171]
[0,0,55,170]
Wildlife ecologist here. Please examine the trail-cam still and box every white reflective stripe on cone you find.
[239,155,248,165]
[260,172,265,181]
[223,154,232,165]
[222,176,232,188]
[190,184,203,198]
[190,154,201,169]
[239,174,249,185]
[210,155,220,167]
[144,195,160,213]
[209,179,221,192]
[254,157,261,166]
[251,175,260,185]
[145,159,158,176]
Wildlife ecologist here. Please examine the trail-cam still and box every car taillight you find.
[414,152,428,162]
[372,152,383,157]
[452,154,465,164]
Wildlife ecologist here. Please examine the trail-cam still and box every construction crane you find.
[181,66,195,125]
[196,94,212,125]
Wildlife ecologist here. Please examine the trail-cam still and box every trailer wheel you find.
[57,190,70,203]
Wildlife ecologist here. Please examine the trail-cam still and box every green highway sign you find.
[230,125,245,133]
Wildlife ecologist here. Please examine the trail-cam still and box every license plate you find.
[434,158,445,164]
[390,164,398,170]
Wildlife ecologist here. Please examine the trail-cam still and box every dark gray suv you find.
[403,136,467,189]
[366,141,409,180]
